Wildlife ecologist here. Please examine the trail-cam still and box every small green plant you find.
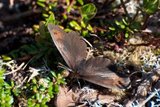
[0,59,14,107]
[26,70,65,107]
[37,0,97,36]
[108,18,136,40]
[8,21,56,67]
[0,56,66,106]
[106,0,160,41]
[80,3,97,22]
[142,0,159,15]
[69,3,96,36]
[27,78,54,107]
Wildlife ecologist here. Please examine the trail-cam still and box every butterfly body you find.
[48,24,130,90]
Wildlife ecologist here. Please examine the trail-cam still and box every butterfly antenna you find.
[82,37,93,48]
[82,37,94,60]
[58,63,73,72]
[90,33,103,42]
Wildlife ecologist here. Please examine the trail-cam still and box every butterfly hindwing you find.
[78,57,130,89]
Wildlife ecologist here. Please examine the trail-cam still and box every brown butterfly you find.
[48,24,130,90]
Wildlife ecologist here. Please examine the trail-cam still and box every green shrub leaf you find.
[81,3,97,22]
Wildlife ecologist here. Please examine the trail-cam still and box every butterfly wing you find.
[78,57,130,90]
[48,24,87,69]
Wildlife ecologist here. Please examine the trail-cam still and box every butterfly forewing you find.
[48,24,87,69]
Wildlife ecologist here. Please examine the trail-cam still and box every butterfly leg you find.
[86,48,94,60]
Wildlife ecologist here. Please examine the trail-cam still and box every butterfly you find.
[48,24,130,90]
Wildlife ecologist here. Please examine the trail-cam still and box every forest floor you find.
[0,0,160,107]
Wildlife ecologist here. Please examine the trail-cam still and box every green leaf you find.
[120,24,125,29]
[69,21,82,31]
[42,13,49,18]
[80,20,86,28]
[1,55,11,61]
[37,1,45,7]
[115,20,125,29]
[39,22,47,39]
[81,3,97,21]
[66,0,70,5]
[63,14,68,20]
[115,20,120,26]
[77,0,84,5]
[125,32,129,38]
[53,84,59,93]
[67,6,72,13]
[87,24,93,32]
[143,0,159,14]
[51,71,57,78]
[122,18,128,25]
[82,30,88,37]
[46,12,56,24]
[126,27,134,33]
[109,27,115,31]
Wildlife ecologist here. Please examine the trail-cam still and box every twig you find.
[9,0,14,8]
[4,62,25,75]
[141,13,150,30]
[130,7,140,23]
[1,9,41,23]
[2,60,16,71]
[112,0,129,9]
[120,0,131,19]
[16,76,28,88]
[27,67,40,82]
[139,89,160,107]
